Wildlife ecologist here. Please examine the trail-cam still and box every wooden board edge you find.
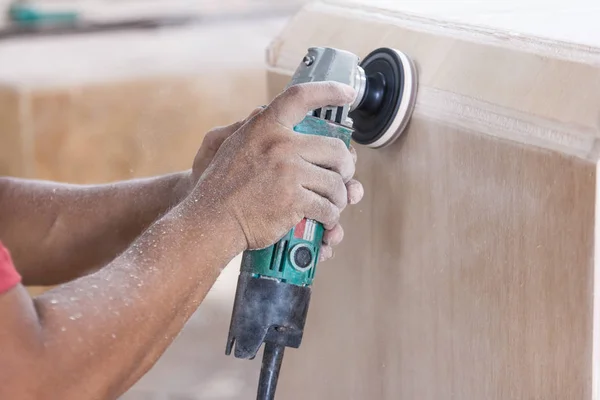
[266,66,600,162]
[277,2,600,68]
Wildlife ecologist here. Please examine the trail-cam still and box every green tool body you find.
[244,116,352,286]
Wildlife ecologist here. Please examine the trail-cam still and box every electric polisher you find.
[225,46,418,400]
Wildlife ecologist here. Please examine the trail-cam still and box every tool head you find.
[350,47,418,149]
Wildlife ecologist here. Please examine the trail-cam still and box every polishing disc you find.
[350,48,418,149]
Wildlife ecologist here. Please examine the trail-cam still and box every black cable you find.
[257,343,285,400]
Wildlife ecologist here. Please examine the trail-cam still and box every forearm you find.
[0,172,192,286]
[0,198,243,399]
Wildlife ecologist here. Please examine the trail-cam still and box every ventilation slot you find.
[279,241,288,272]
[335,107,344,123]
[269,244,279,270]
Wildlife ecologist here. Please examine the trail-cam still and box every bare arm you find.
[0,172,192,286]
[0,198,243,399]
[0,116,257,287]
[0,82,363,399]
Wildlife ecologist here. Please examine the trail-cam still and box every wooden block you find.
[266,2,600,399]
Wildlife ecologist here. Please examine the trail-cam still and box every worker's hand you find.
[319,146,363,261]
[190,108,263,184]
[190,81,363,251]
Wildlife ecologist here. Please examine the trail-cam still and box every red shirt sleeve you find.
[0,241,21,294]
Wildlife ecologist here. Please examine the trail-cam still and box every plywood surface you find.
[267,2,600,399]
[0,85,26,176]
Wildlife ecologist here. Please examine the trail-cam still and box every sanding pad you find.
[350,48,418,149]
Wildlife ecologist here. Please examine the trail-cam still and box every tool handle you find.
[241,116,353,286]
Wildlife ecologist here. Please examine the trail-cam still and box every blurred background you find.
[0,0,308,399]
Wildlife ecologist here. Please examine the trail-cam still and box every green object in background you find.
[8,2,79,25]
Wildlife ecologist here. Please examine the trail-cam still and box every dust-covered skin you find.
[0,81,363,399]
[197,82,361,250]
[0,110,263,287]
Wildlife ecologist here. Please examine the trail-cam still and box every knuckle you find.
[325,175,347,209]
[265,136,295,161]
[202,129,224,150]
[327,205,341,226]
[284,84,311,110]
[330,137,347,152]
[330,139,350,162]
[251,110,271,127]
[335,179,348,208]
[341,155,356,180]
[328,139,354,179]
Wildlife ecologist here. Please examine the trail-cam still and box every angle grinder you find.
[225,46,418,399]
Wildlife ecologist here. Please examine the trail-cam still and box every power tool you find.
[225,46,418,400]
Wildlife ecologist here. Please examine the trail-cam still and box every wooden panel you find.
[266,2,600,399]
[0,85,27,176]
[29,71,265,183]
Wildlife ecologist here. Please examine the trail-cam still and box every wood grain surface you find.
[267,2,600,398]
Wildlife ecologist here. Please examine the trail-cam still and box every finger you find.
[346,179,364,205]
[323,224,344,246]
[319,245,333,262]
[349,145,358,164]
[266,82,356,127]
[301,161,348,210]
[300,189,340,230]
[296,135,355,182]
